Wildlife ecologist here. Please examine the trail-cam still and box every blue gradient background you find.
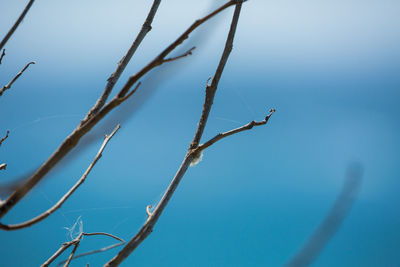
[0,0,399,266]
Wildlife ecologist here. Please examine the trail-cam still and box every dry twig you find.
[104,2,272,266]
[80,0,162,125]
[0,130,10,147]
[0,0,36,50]
[196,109,275,152]
[0,0,239,222]
[0,125,120,230]
[41,232,124,267]
[0,62,35,97]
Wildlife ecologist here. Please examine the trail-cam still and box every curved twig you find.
[146,205,153,217]
[0,125,120,230]
[42,231,124,267]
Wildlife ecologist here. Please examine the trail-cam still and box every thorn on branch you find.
[146,205,153,217]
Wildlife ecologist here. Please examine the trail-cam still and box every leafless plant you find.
[0,0,362,266]
[0,0,239,221]
[42,230,124,267]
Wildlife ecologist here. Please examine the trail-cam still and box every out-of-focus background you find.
[0,0,399,266]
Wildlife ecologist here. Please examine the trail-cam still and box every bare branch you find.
[0,125,120,230]
[116,0,239,99]
[286,164,363,267]
[42,232,124,267]
[0,62,35,97]
[0,0,239,220]
[105,2,246,266]
[56,242,123,267]
[0,0,36,50]
[0,49,5,65]
[80,0,162,125]
[196,109,275,152]
[42,240,75,267]
[0,130,10,147]
[63,239,80,267]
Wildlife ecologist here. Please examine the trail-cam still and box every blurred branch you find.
[0,0,239,222]
[80,0,162,125]
[0,0,36,50]
[104,2,266,266]
[0,125,120,230]
[286,164,363,267]
[0,49,5,64]
[41,232,124,267]
[0,62,35,97]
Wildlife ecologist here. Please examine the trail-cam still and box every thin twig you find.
[42,232,124,267]
[63,239,80,267]
[80,0,162,126]
[0,0,238,220]
[105,2,246,266]
[0,130,10,147]
[286,164,363,267]
[41,240,76,267]
[196,109,275,152]
[116,0,238,99]
[0,0,35,50]
[0,125,120,230]
[163,46,196,63]
[0,62,35,97]
[0,49,5,64]
[56,233,124,267]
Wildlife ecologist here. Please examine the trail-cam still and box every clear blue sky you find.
[0,0,399,266]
